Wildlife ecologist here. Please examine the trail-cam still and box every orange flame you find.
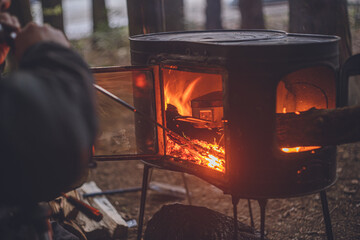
[163,68,222,116]
[164,76,202,116]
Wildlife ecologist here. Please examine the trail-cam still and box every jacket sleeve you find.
[0,42,97,204]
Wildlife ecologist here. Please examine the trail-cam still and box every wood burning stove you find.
[92,30,344,239]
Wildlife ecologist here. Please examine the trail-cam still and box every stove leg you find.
[137,164,151,240]
[320,190,334,240]
[247,199,255,229]
[181,173,192,205]
[232,195,240,240]
[258,199,267,240]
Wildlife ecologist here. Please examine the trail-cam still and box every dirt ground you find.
[87,142,360,240]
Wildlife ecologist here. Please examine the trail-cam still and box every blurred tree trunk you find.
[238,0,265,29]
[41,0,64,31]
[206,0,222,30]
[289,0,352,64]
[164,0,184,31]
[92,0,109,32]
[127,0,184,35]
[8,0,32,27]
[127,0,164,36]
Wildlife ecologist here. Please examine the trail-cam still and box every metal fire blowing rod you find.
[94,83,178,134]
[93,84,208,155]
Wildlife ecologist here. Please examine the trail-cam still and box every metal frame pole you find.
[258,199,268,240]
[232,195,240,240]
[320,190,334,240]
[247,199,255,229]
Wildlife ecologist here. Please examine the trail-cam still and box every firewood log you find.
[166,104,223,144]
[76,182,128,240]
[276,105,360,147]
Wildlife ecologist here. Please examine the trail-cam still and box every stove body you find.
[94,30,340,199]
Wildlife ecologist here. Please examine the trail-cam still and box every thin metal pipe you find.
[94,84,139,114]
[320,191,334,240]
[83,187,142,198]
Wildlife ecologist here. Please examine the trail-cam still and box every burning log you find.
[277,105,360,147]
[165,104,226,171]
[144,204,264,240]
[166,104,223,144]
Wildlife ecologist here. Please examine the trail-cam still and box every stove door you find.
[92,66,162,161]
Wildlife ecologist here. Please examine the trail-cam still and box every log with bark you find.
[277,105,360,147]
[144,204,264,240]
[166,104,223,144]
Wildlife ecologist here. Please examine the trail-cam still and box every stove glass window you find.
[161,66,225,173]
[276,66,336,153]
[93,69,157,156]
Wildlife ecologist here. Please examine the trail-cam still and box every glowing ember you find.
[166,136,225,173]
[281,146,321,153]
[206,155,221,169]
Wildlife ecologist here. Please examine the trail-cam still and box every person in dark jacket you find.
[0,0,97,205]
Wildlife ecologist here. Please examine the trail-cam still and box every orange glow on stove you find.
[134,74,147,88]
[281,146,321,153]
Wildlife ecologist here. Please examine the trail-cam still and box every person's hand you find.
[14,22,70,61]
[0,12,20,64]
